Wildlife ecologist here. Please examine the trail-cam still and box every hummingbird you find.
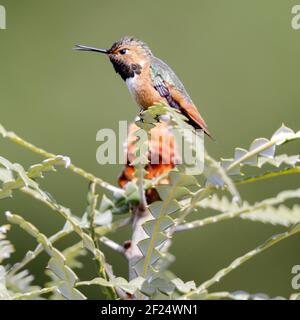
[75,36,212,138]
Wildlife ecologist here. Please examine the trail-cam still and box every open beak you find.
[74,45,108,54]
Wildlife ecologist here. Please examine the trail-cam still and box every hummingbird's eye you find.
[119,48,128,55]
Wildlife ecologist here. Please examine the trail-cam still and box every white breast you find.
[126,76,137,99]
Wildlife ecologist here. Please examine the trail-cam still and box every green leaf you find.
[6,212,86,300]
[177,188,300,231]
[172,278,196,293]
[0,168,13,183]
[235,166,300,185]
[205,154,241,203]
[94,195,113,225]
[241,204,300,227]
[205,291,286,300]
[78,276,145,295]
[0,225,14,263]
[12,286,58,300]
[290,293,300,300]
[0,156,73,200]
[0,266,11,300]
[223,125,300,177]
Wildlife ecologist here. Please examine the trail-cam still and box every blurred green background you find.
[0,0,300,298]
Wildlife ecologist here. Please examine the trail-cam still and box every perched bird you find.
[75,36,212,138]
[75,37,212,202]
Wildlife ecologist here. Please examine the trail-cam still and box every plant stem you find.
[87,182,118,300]
[183,223,300,298]
[128,206,151,281]
[12,286,59,300]
[175,188,300,232]
[8,228,72,276]
[225,140,277,174]
[235,167,300,185]
[20,186,117,299]
[0,124,123,194]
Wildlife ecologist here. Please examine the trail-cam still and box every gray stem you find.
[127,206,152,281]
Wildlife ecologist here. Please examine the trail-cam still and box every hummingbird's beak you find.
[74,45,108,54]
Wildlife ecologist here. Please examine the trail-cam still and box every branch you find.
[175,188,300,232]
[19,186,118,299]
[0,124,123,194]
[85,183,117,299]
[181,222,300,299]
[126,117,153,283]
[12,286,59,300]
[127,206,152,282]
[8,228,73,276]
[6,211,86,300]
[204,291,286,300]
[235,167,300,185]
[224,125,300,176]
